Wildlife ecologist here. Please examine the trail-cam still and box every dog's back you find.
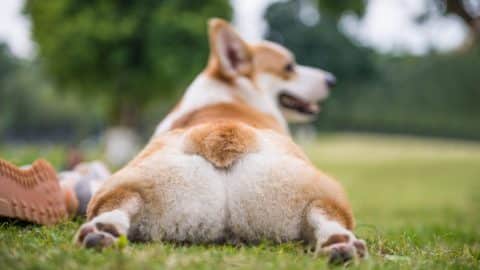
[88,109,350,243]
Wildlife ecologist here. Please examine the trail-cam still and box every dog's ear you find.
[207,18,252,79]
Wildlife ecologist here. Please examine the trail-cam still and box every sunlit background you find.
[1,0,479,164]
[1,1,480,269]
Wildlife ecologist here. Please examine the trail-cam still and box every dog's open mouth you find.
[278,92,320,115]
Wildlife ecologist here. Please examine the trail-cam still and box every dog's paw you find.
[353,239,368,259]
[326,240,367,265]
[317,235,368,265]
[74,221,123,250]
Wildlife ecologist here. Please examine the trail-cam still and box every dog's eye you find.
[284,63,294,73]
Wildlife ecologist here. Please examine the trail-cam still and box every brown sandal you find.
[0,158,68,225]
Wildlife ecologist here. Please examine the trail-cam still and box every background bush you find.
[1,0,479,142]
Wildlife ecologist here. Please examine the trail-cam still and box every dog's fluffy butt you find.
[185,122,257,169]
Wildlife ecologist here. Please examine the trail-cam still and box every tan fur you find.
[86,172,152,220]
[204,55,236,84]
[321,234,350,248]
[204,19,297,83]
[205,19,252,83]
[171,102,284,133]
[205,40,295,83]
[309,197,355,230]
[251,42,295,80]
[185,121,257,168]
[87,185,138,220]
[129,129,184,166]
[129,139,165,167]
[268,131,310,162]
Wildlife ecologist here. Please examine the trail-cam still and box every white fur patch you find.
[153,76,235,136]
[306,207,356,254]
[90,209,130,235]
[308,209,353,242]
[153,74,289,136]
[256,65,331,123]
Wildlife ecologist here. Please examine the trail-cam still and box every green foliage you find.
[24,0,231,124]
[0,43,17,81]
[318,47,480,139]
[1,134,479,269]
[0,43,104,141]
[316,0,365,18]
[0,43,18,134]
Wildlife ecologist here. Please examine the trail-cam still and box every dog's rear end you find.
[74,18,367,264]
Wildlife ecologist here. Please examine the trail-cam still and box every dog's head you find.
[205,18,335,123]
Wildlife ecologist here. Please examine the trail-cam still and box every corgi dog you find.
[74,18,367,263]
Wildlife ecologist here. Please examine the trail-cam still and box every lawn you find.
[1,133,479,269]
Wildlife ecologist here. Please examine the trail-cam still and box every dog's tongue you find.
[295,97,319,114]
[279,92,320,115]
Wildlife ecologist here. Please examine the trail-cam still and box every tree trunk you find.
[109,97,141,128]
[445,0,480,38]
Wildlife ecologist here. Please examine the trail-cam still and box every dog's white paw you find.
[74,209,130,250]
[318,234,368,265]
[74,221,123,250]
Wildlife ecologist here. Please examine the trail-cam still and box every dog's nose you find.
[326,74,336,88]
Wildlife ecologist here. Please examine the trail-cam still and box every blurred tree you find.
[315,0,365,19]
[434,0,480,38]
[24,0,231,126]
[0,43,19,135]
[0,43,104,141]
[315,0,480,47]
[0,43,17,81]
[316,0,480,40]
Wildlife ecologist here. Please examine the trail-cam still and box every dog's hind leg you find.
[74,185,143,250]
[303,199,368,265]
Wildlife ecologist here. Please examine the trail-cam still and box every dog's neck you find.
[153,73,288,137]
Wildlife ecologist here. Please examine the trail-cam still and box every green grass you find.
[1,133,480,269]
